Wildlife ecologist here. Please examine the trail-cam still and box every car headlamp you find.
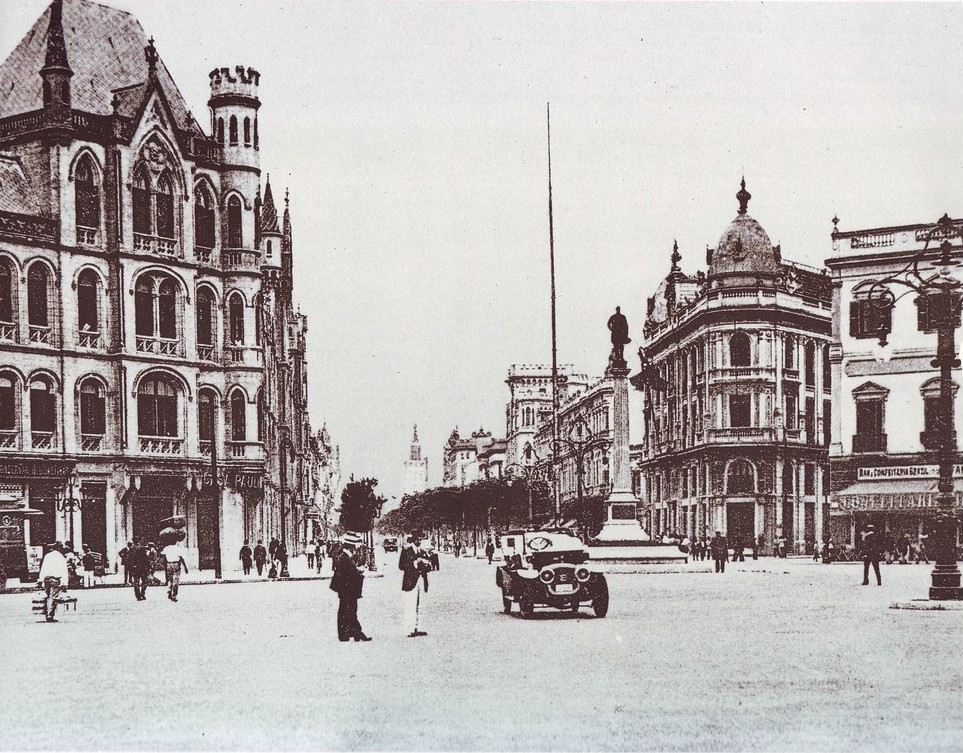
[575,567,591,583]
[539,569,555,584]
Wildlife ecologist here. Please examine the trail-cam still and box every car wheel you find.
[593,580,609,618]
[519,589,535,618]
[495,568,504,588]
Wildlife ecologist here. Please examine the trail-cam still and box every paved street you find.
[1,554,961,752]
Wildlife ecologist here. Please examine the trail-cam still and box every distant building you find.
[307,424,340,541]
[637,181,832,553]
[442,427,505,487]
[403,424,428,495]
[826,215,963,548]
[504,364,591,466]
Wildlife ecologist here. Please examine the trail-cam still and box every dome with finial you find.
[709,178,779,278]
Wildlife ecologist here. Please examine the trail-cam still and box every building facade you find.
[826,215,963,548]
[403,424,428,495]
[637,182,833,553]
[441,427,505,487]
[0,0,319,576]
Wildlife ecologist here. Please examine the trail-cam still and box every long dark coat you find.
[330,550,364,599]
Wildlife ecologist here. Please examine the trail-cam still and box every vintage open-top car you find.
[382,537,399,553]
[494,529,608,618]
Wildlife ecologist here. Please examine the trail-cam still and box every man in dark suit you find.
[709,530,729,573]
[127,538,150,600]
[860,524,883,586]
[330,532,370,642]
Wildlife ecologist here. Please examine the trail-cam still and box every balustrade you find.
[139,436,184,455]
[31,431,54,450]
[136,335,183,356]
[28,325,51,344]
[81,434,103,452]
[0,430,18,449]
[0,322,14,341]
[78,330,103,349]
[197,344,216,362]
[134,233,180,258]
[195,246,214,264]
[76,225,98,246]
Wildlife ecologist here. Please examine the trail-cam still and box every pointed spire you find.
[736,177,751,216]
[413,424,420,443]
[145,37,158,80]
[260,175,280,235]
[42,0,70,72]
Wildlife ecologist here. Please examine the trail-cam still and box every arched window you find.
[822,343,831,391]
[729,332,750,367]
[77,270,99,335]
[266,239,273,260]
[727,460,754,495]
[243,116,251,145]
[194,185,215,250]
[227,196,242,247]
[137,375,178,437]
[196,288,215,349]
[0,374,17,436]
[158,279,177,339]
[29,376,56,446]
[135,278,154,337]
[155,173,175,240]
[216,118,224,146]
[253,294,262,345]
[804,341,816,386]
[253,117,258,149]
[132,169,152,236]
[27,263,49,327]
[782,461,795,494]
[0,259,14,327]
[784,336,795,369]
[228,293,245,344]
[198,389,216,444]
[74,156,100,242]
[230,390,246,441]
[229,115,238,145]
[79,379,106,438]
[256,389,264,441]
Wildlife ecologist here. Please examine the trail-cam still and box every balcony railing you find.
[134,233,180,258]
[0,321,14,341]
[81,434,103,451]
[31,431,54,449]
[29,325,52,344]
[223,346,261,366]
[200,440,212,456]
[0,430,18,449]
[197,344,216,362]
[76,225,98,246]
[136,335,183,356]
[706,427,776,444]
[853,433,887,453]
[78,330,104,349]
[710,366,775,381]
[195,246,214,264]
[139,436,184,455]
[227,441,264,459]
[222,249,260,270]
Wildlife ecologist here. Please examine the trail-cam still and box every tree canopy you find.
[338,477,386,533]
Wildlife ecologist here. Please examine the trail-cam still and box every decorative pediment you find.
[852,381,889,400]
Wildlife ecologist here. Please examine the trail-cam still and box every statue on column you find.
[607,306,631,368]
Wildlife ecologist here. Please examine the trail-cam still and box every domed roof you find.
[709,180,779,277]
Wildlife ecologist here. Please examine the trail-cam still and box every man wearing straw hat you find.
[330,531,371,641]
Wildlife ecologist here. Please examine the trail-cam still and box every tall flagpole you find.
[547,103,560,521]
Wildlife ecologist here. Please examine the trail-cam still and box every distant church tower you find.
[403,425,429,495]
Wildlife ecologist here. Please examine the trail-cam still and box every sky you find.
[2,1,963,500]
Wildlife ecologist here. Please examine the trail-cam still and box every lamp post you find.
[870,214,963,600]
[552,417,611,539]
[773,408,788,558]
[57,474,81,546]
[278,427,291,578]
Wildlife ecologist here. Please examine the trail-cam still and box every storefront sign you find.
[857,465,963,480]
[0,461,74,479]
[834,493,942,511]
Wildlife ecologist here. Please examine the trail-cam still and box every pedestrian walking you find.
[118,541,132,584]
[162,541,189,601]
[400,533,430,637]
[860,524,883,586]
[916,534,929,564]
[253,539,267,576]
[273,539,287,577]
[128,538,150,601]
[330,532,371,642]
[81,544,97,588]
[485,538,495,564]
[239,540,253,576]
[454,539,461,558]
[732,538,745,562]
[37,543,69,622]
[315,540,323,573]
[307,539,316,571]
[709,530,728,573]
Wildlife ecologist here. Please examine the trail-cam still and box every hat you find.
[866,524,875,530]
[341,531,363,548]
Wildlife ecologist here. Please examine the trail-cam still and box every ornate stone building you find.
[637,182,833,553]
[0,0,320,576]
[442,427,505,487]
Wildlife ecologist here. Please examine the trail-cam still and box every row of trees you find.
[336,476,387,569]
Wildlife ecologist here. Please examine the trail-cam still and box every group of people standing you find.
[328,530,433,642]
[118,538,188,601]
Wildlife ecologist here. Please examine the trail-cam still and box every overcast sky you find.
[3,1,963,499]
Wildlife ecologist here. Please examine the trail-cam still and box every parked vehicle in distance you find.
[382,537,399,553]
[495,529,608,618]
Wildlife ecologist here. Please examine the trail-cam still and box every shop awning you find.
[832,478,963,512]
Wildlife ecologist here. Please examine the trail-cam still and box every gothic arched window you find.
[0,373,18,434]
[74,156,100,241]
[137,375,179,438]
[132,169,152,236]
[243,116,251,145]
[256,389,264,441]
[27,263,51,335]
[727,460,754,495]
[229,115,238,145]
[158,278,177,339]
[155,173,175,240]
[194,185,216,250]
[230,389,246,441]
[196,288,215,348]
[227,196,242,248]
[228,292,245,344]
[0,259,14,326]
[77,269,100,335]
[253,294,262,345]
[198,388,216,444]
[216,118,224,146]
[29,376,57,436]
[79,378,106,438]
[135,274,180,347]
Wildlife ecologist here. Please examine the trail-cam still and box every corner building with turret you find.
[637,182,832,555]
[0,0,321,577]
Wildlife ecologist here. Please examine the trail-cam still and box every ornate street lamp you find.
[57,474,82,547]
[551,416,611,539]
[870,213,963,600]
